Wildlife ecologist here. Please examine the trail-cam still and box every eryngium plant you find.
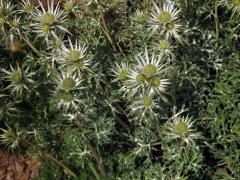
[0,0,239,179]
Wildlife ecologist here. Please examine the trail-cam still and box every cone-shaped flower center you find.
[150,78,160,87]
[11,20,19,27]
[74,60,84,68]
[175,122,188,135]
[65,2,74,12]
[62,77,76,91]
[118,69,128,81]
[67,50,80,61]
[133,14,145,23]
[11,71,23,84]
[143,98,152,107]
[158,11,172,23]
[42,12,56,24]
[62,92,74,102]
[166,22,175,30]
[143,64,157,77]
[53,39,62,48]
[42,24,50,32]
[160,40,169,50]
[0,7,11,16]
[24,4,33,13]
[136,73,145,83]
[0,17,5,24]
[233,0,240,6]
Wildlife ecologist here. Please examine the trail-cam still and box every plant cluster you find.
[0,0,239,179]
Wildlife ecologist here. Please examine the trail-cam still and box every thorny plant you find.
[0,0,239,179]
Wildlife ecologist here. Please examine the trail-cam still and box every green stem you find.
[44,153,77,178]
[214,0,219,40]
[88,162,101,180]
[21,36,41,56]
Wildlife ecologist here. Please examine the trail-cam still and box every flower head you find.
[0,124,22,151]
[156,39,174,58]
[20,0,34,14]
[131,9,146,24]
[59,38,90,73]
[51,90,81,111]
[129,94,157,120]
[112,62,130,82]
[128,49,170,101]
[55,70,82,92]
[165,112,199,145]
[136,48,164,77]
[149,2,181,39]
[0,0,14,17]
[63,0,76,13]
[32,0,68,42]
[0,64,35,96]
[0,94,18,120]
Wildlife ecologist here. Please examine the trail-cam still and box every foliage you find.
[0,0,239,179]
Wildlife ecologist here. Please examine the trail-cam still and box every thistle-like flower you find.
[165,112,199,146]
[51,90,81,110]
[156,39,174,58]
[112,62,130,82]
[128,49,170,101]
[55,70,82,92]
[48,35,64,51]
[0,124,22,151]
[59,38,90,73]
[0,94,18,120]
[128,69,146,93]
[131,9,146,25]
[63,0,76,13]
[129,94,156,119]
[32,0,68,42]
[20,0,34,14]
[8,16,21,34]
[149,2,181,39]
[0,0,14,17]
[136,49,164,78]
[0,64,35,96]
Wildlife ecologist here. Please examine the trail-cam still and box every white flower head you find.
[0,64,35,96]
[55,70,82,92]
[112,62,130,82]
[20,0,34,14]
[131,9,146,25]
[156,39,175,58]
[63,0,76,13]
[149,1,182,39]
[8,16,21,34]
[129,94,157,120]
[165,113,199,145]
[128,69,146,94]
[52,90,81,111]
[128,48,170,101]
[136,48,165,77]
[0,94,18,120]
[0,0,14,17]
[32,0,68,42]
[59,38,90,73]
